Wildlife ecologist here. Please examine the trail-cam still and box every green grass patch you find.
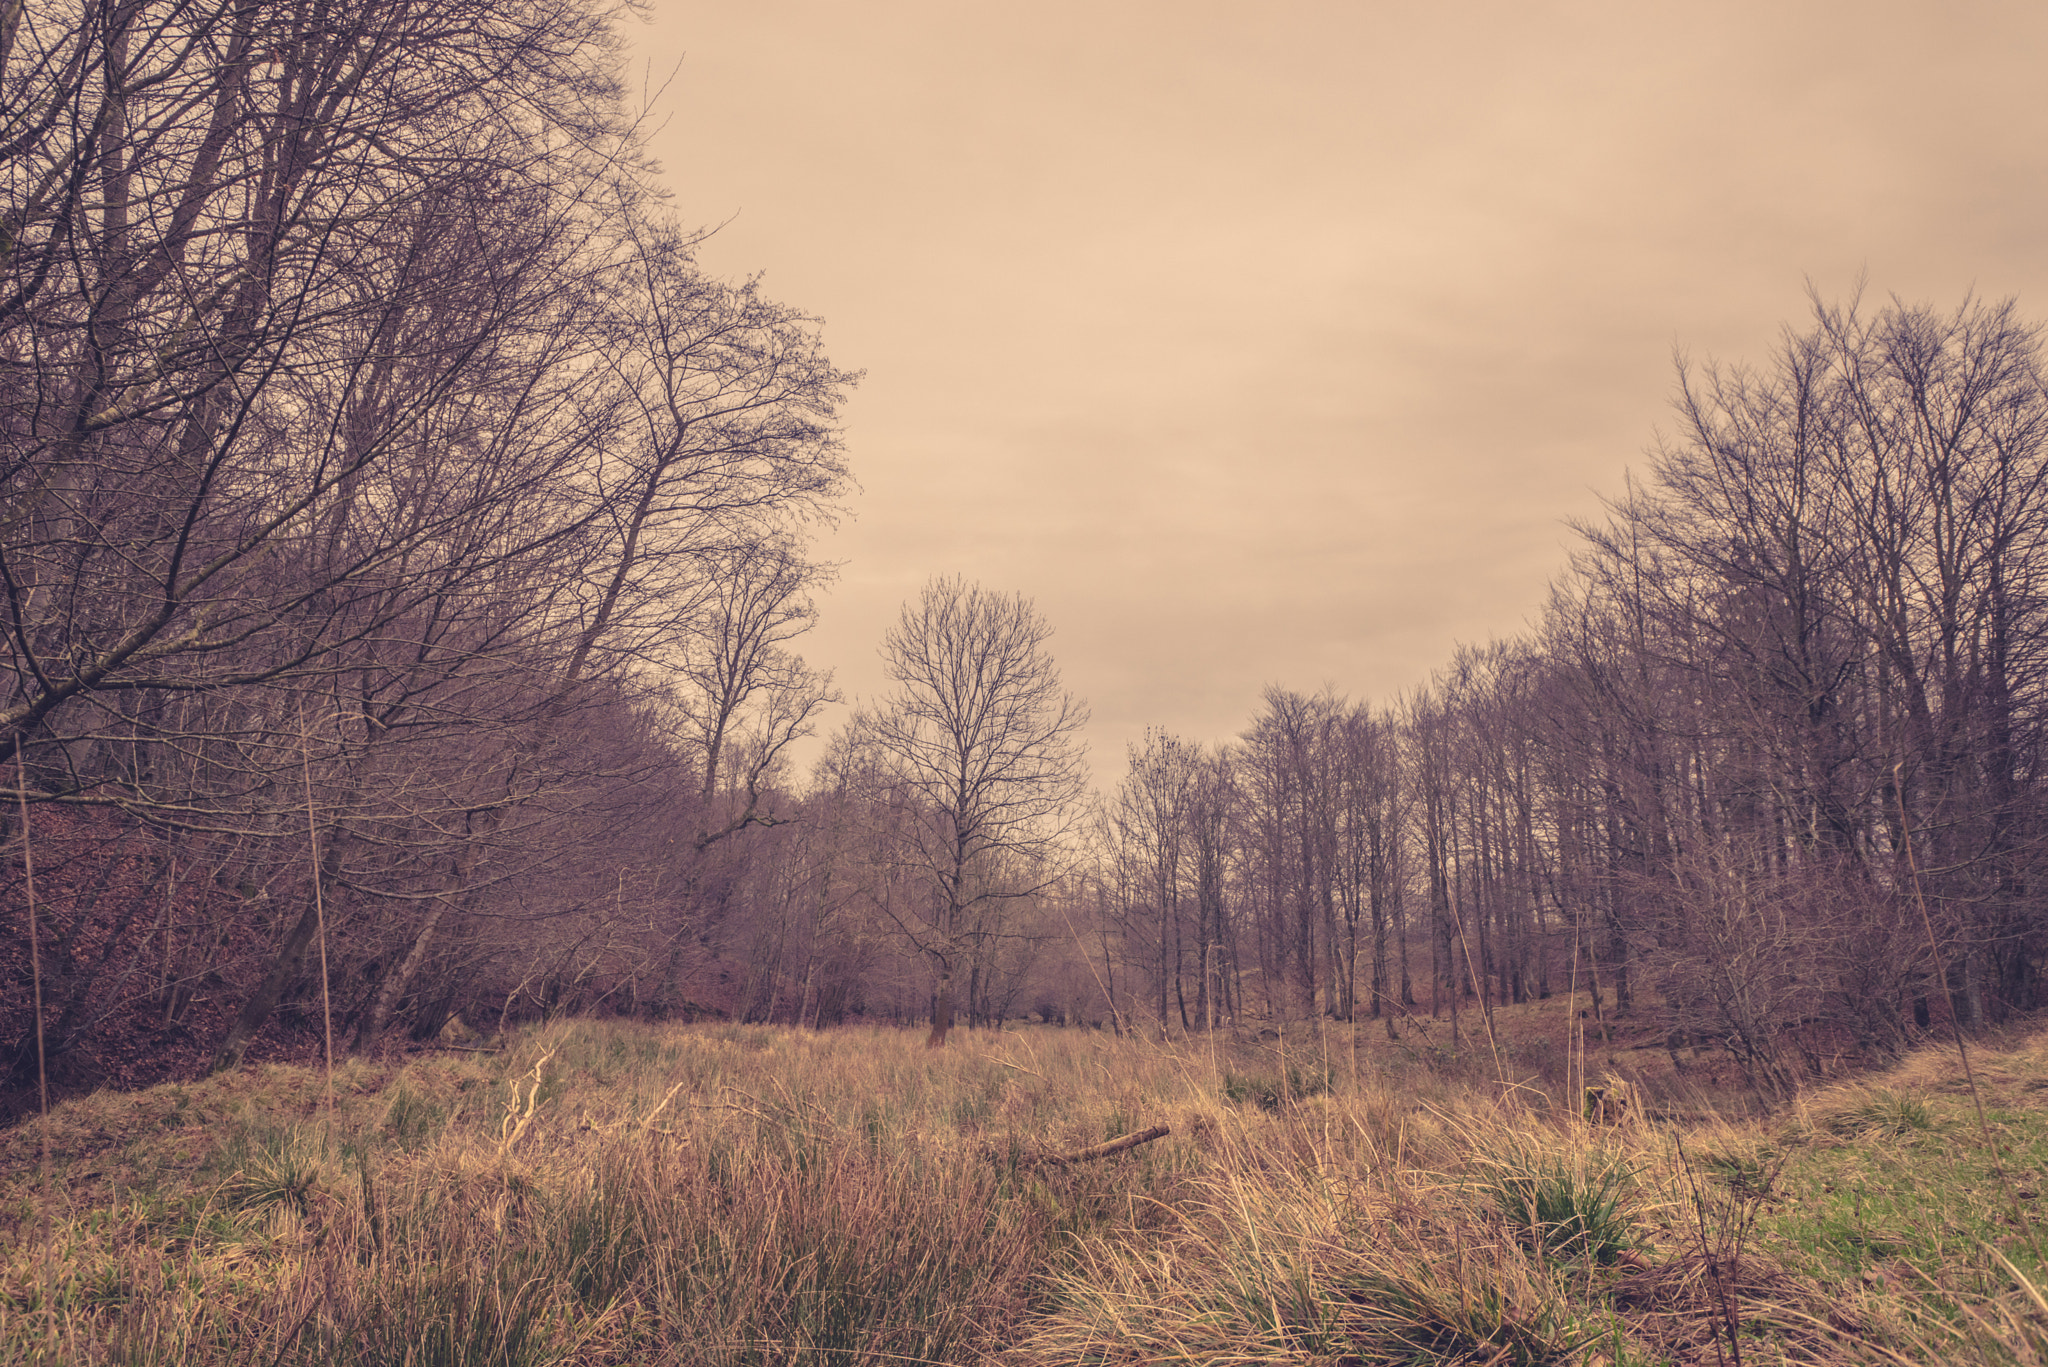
[1767,1097,2048,1290]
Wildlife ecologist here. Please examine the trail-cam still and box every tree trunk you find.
[209,895,324,1074]
[926,966,954,1047]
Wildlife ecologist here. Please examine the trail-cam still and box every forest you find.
[6,0,2048,1120]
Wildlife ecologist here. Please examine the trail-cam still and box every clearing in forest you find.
[1,1020,2045,1364]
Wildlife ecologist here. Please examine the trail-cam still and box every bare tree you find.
[1110,730,1194,1032]
[857,576,1089,1046]
[672,540,839,851]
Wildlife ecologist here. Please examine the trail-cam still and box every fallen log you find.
[993,1125,1171,1169]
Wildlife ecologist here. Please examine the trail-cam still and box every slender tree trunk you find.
[926,964,954,1047]
[210,894,325,1074]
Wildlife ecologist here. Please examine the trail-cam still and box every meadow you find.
[1,1010,2044,1365]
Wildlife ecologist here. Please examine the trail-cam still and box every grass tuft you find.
[224,1126,329,1218]
[1824,1087,1937,1136]
[1483,1154,1636,1265]
[1342,1271,1585,1366]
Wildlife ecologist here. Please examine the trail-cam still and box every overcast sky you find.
[625,0,2048,785]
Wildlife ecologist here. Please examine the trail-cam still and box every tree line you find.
[424,287,2048,1101]
[672,291,2048,1090]
[0,0,853,1104]
[1091,293,2048,1093]
[659,291,2048,1096]
[7,0,2046,1108]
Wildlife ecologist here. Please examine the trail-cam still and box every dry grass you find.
[0,1017,2042,1365]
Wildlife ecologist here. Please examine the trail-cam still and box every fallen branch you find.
[995,1125,1171,1169]
[1053,1125,1170,1163]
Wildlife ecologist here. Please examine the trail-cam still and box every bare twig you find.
[498,1046,557,1154]
[1674,1131,1781,1367]
[299,701,333,1116]
[640,1078,689,1129]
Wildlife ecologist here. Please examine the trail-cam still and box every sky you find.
[624,0,2048,785]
